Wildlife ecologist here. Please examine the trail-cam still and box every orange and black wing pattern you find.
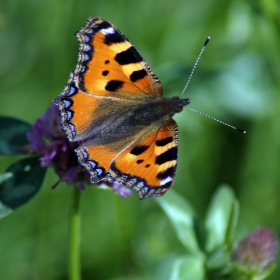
[75,119,179,199]
[75,17,163,99]
[54,17,163,141]
[54,18,184,199]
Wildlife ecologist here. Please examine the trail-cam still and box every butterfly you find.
[54,17,190,199]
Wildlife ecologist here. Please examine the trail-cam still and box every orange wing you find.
[75,144,119,182]
[75,119,179,199]
[110,119,178,199]
[75,17,162,99]
[54,17,163,141]
[54,73,100,140]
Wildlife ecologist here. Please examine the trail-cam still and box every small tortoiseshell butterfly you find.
[54,17,190,199]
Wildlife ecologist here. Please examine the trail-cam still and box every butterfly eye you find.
[176,106,183,113]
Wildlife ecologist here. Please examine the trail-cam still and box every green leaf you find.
[206,246,230,270]
[155,189,202,256]
[167,255,205,280]
[0,116,32,155]
[0,157,46,218]
[205,185,239,254]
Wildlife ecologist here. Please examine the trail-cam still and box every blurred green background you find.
[0,0,279,279]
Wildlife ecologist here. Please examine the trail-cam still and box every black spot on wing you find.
[155,147,177,165]
[105,80,124,92]
[102,70,109,76]
[96,21,111,31]
[130,146,148,156]
[115,46,143,65]
[137,159,144,164]
[156,136,173,147]
[105,60,110,64]
[157,166,176,180]
[104,32,126,45]
[130,69,147,82]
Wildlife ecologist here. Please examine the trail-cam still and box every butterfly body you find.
[78,96,189,145]
[55,17,190,199]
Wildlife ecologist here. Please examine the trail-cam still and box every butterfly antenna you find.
[188,107,246,133]
[181,37,210,96]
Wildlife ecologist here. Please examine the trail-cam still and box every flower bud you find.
[232,227,278,278]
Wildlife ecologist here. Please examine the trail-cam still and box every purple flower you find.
[112,183,134,198]
[26,104,89,188]
[232,227,278,276]
[26,103,133,197]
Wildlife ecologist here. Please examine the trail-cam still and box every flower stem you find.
[69,186,81,280]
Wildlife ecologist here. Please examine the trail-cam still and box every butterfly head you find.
[170,96,190,113]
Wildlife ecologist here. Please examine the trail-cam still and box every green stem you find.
[69,186,81,280]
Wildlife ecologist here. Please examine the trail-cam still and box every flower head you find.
[26,104,89,189]
[232,227,278,277]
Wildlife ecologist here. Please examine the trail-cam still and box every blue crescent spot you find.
[95,168,103,176]
[66,111,72,120]
[84,35,90,42]
[63,99,71,108]
[85,44,91,51]
[88,160,96,169]
[84,54,89,61]
[68,123,76,135]
[67,86,76,96]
